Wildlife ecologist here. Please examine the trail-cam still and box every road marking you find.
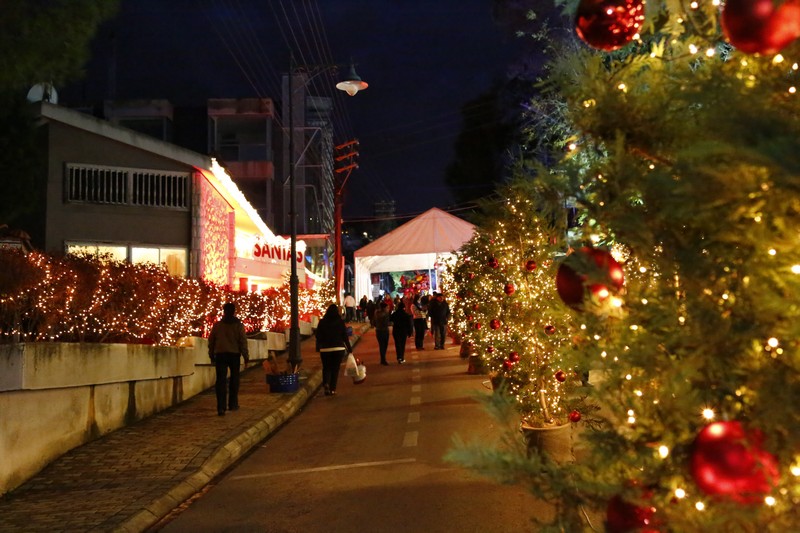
[410,396,421,406]
[407,412,420,423]
[230,458,417,480]
[412,384,421,392]
[403,431,418,447]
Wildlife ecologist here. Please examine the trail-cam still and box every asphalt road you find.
[154,331,549,532]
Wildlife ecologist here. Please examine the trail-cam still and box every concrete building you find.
[32,101,305,290]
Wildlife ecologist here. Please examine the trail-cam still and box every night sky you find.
[63,0,518,219]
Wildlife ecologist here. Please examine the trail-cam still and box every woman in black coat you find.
[390,301,413,364]
[315,304,352,396]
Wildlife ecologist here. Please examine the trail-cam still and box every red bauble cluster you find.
[556,247,624,310]
[490,318,502,330]
[721,0,800,55]
[503,283,516,295]
[605,495,658,533]
[503,351,520,370]
[488,256,499,268]
[690,420,779,503]
[574,0,645,51]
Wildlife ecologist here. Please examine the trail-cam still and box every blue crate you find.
[266,373,300,393]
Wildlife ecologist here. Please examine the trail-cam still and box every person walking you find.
[428,292,451,350]
[315,303,353,396]
[343,292,357,323]
[358,295,368,322]
[390,301,413,363]
[373,301,391,365]
[208,302,250,416]
[411,293,428,349]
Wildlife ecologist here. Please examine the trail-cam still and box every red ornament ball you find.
[555,370,567,382]
[575,0,645,51]
[474,322,482,330]
[556,247,624,310]
[472,303,479,311]
[509,351,520,362]
[487,345,495,354]
[502,359,514,370]
[490,318,501,330]
[503,283,516,295]
[525,259,537,271]
[569,410,582,423]
[466,314,473,322]
[488,257,499,268]
[721,0,800,55]
[467,272,475,280]
[605,495,658,533]
[544,324,556,335]
[690,420,779,503]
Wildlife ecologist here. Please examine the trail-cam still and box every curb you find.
[114,326,368,533]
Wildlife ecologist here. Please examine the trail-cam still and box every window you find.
[65,164,189,209]
[66,243,128,261]
[131,246,187,277]
[66,243,187,277]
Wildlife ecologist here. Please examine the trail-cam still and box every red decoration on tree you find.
[487,345,495,354]
[503,283,516,295]
[574,0,645,51]
[468,272,475,280]
[605,495,658,533]
[556,247,624,310]
[569,410,582,423]
[721,0,800,55]
[544,324,556,335]
[555,370,567,382]
[490,318,501,330]
[503,359,514,370]
[525,259,537,271]
[488,257,499,268]
[509,351,520,362]
[466,314,473,322]
[474,322,482,330]
[690,421,779,503]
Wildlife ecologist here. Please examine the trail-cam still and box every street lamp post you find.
[287,54,367,370]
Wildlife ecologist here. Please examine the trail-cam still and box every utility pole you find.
[333,139,359,304]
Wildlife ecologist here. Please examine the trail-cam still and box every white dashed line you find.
[410,396,421,406]
[411,384,421,392]
[230,458,417,479]
[407,412,420,423]
[403,431,418,447]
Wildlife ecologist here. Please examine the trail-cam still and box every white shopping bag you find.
[353,363,367,384]
[344,353,358,377]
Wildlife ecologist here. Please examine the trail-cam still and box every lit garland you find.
[0,249,328,345]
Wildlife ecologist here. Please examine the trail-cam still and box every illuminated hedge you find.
[0,249,326,346]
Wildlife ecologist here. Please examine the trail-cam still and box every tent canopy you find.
[353,207,475,298]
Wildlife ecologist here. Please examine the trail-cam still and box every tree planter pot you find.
[521,422,574,464]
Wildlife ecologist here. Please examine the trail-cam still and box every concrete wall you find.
[0,332,287,496]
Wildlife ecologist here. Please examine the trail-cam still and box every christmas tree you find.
[448,0,800,530]
[445,177,590,433]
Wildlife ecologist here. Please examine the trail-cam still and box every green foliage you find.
[0,0,120,91]
[450,0,800,530]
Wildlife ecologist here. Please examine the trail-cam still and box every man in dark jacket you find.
[427,292,450,350]
[208,303,250,416]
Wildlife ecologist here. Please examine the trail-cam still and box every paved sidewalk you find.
[0,324,371,533]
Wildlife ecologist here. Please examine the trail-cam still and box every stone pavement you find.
[0,324,371,533]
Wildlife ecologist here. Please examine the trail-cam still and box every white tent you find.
[354,207,475,299]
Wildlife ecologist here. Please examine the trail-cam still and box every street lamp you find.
[287,54,367,370]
